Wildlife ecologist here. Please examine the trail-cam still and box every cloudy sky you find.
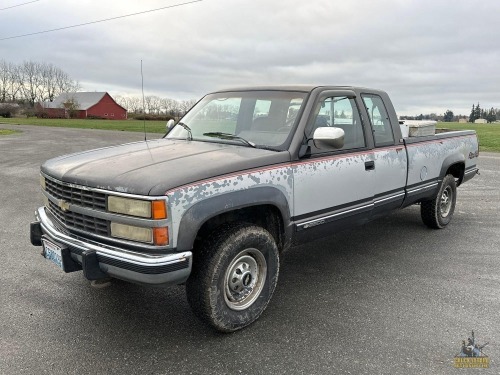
[1,0,499,115]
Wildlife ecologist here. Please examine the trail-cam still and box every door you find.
[361,94,407,217]
[293,93,375,240]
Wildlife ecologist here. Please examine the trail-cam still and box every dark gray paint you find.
[41,139,290,196]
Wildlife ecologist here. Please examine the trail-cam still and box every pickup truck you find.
[30,85,479,332]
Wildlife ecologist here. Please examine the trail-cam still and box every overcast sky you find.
[1,0,499,115]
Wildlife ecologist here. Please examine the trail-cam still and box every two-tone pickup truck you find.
[30,86,479,332]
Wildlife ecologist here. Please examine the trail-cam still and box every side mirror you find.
[313,127,345,149]
[166,119,176,133]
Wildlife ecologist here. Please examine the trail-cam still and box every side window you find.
[251,98,304,131]
[287,98,303,122]
[362,94,394,146]
[309,96,365,152]
[252,100,272,121]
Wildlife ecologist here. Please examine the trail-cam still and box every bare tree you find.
[149,95,162,114]
[161,98,180,116]
[40,63,58,102]
[1,61,21,102]
[180,99,197,115]
[144,95,153,114]
[8,64,22,102]
[18,61,44,106]
[55,68,79,96]
[0,60,79,106]
[114,95,127,110]
[127,96,142,114]
[0,60,8,102]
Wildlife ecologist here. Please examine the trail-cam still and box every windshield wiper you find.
[177,122,192,141]
[202,132,256,148]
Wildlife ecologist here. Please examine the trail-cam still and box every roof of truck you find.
[210,85,385,94]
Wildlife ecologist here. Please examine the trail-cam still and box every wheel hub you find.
[228,261,253,293]
[224,249,267,311]
[440,186,453,217]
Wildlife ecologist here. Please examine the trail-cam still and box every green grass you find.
[0,129,21,136]
[0,117,167,133]
[437,122,500,152]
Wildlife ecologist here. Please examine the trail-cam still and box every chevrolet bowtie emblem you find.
[57,199,70,212]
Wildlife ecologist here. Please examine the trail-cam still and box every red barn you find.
[38,92,127,119]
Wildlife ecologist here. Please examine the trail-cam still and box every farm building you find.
[38,92,126,119]
[474,118,487,124]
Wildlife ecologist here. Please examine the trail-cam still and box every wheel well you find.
[446,162,465,186]
[194,205,285,252]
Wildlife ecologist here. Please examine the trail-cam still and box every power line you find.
[0,0,40,11]
[0,0,203,41]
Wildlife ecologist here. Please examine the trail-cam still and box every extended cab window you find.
[253,100,272,120]
[308,96,365,153]
[362,94,394,147]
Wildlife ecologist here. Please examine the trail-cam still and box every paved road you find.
[1,124,499,374]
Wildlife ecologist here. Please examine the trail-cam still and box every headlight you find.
[110,223,153,243]
[108,196,152,218]
[40,175,46,190]
[108,196,168,245]
[110,223,169,245]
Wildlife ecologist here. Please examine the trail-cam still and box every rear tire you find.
[186,222,279,332]
[421,174,457,229]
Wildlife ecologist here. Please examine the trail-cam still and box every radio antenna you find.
[141,59,147,141]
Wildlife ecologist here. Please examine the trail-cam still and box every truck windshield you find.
[165,90,307,150]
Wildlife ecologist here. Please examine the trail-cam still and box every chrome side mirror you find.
[166,119,176,133]
[313,127,345,149]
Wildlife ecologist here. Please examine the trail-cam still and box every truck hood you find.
[41,139,290,195]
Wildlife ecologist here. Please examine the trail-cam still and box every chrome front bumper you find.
[33,207,192,286]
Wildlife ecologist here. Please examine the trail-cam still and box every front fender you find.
[176,187,292,251]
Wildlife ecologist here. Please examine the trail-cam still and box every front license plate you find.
[42,239,63,270]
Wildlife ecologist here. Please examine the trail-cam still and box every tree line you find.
[0,60,80,106]
[468,103,497,123]
[401,104,499,123]
[0,59,198,118]
[114,95,198,117]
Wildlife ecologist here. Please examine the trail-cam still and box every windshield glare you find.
[166,90,307,149]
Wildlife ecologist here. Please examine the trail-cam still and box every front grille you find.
[45,178,106,210]
[48,200,109,236]
[45,177,109,236]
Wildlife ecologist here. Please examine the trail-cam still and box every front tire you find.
[421,174,457,229]
[186,222,279,332]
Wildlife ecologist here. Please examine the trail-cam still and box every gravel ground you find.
[1,124,499,374]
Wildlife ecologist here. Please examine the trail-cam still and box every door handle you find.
[365,161,375,171]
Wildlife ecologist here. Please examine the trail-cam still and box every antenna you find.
[141,59,147,141]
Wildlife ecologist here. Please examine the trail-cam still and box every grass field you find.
[0,129,21,136]
[1,118,499,152]
[0,117,166,133]
[437,122,500,152]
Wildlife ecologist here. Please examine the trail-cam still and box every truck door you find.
[293,93,375,240]
[361,94,407,218]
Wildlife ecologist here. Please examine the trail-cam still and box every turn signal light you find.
[153,227,169,246]
[152,200,167,219]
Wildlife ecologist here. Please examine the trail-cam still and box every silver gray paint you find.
[406,134,478,187]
